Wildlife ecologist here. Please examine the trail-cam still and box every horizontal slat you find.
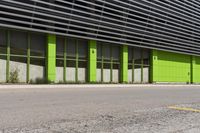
[0,0,200,55]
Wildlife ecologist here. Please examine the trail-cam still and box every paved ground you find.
[0,85,200,133]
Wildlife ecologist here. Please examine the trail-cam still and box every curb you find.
[0,84,199,89]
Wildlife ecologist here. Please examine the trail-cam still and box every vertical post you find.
[141,49,144,83]
[63,37,67,82]
[190,55,194,84]
[27,33,30,83]
[6,30,10,82]
[150,49,157,83]
[101,44,104,82]
[110,45,113,83]
[120,45,128,83]
[46,34,56,82]
[75,39,78,82]
[132,47,135,83]
[88,40,97,82]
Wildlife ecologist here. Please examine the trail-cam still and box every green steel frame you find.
[88,40,97,82]
[63,38,67,82]
[46,34,56,82]
[132,47,135,83]
[97,43,121,83]
[1,28,200,84]
[101,44,104,82]
[110,45,113,82]
[2,29,47,83]
[120,45,128,83]
[75,40,78,82]
[55,37,88,83]
[128,47,150,84]
[141,49,144,83]
[26,33,30,83]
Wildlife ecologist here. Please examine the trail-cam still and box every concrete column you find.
[120,45,128,83]
[88,40,97,82]
[46,34,56,82]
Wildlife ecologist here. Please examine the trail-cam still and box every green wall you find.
[88,40,97,82]
[151,50,191,83]
[46,34,56,82]
[191,56,200,83]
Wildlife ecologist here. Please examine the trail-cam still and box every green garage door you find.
[151,50,191,83]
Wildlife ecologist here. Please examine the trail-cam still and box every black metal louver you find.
[0,0,200,56]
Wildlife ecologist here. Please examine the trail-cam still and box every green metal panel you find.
[191,56,200,83]
[151,50,191,83]
[120,45,128,83]
[46,34,56,82]
[88,40,97,82]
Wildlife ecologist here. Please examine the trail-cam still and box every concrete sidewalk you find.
[0,84,199,89]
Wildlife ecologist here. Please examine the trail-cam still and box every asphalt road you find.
[0,85,200,133]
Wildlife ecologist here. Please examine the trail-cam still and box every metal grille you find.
[0,0,200,55]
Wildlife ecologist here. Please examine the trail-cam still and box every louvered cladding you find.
[0,0,200,55]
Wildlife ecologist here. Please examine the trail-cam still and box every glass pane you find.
[112,46,119,61]
[135,59,142,65]
[30,33,46,57]
[10,48,27,56]
[56,59,64,67]
[97,62,102,68]
[143,59,149,65]
[30,57,45,66]
[113,63,119,69]
[67,60,76,67]
[104,63,111,69]
[134,48,141,60]
[67,38,76,57]
[128,47,133,61]
[78,61,87,68]
[10,30,27,56]
[143,49,150,65]
[134,48,142,65]
[0,46,7,54]
[97,44,102,59]
[0,30,6,46]
[56,36,64,56]
[103,45,111,60]
[143,49,149,59]
[10,56,27,63]
[78,39,87,58]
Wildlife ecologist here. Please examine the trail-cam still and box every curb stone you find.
[0,84,199,90]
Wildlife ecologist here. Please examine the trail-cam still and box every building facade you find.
[0,0,200,83]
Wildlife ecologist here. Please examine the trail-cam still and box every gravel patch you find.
[2,103,200,133]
